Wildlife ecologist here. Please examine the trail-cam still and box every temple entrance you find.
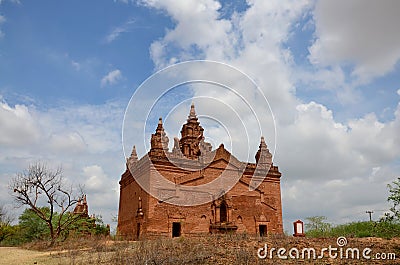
[220,202,227,223]
[259,224,267,237]
[172,222,181,237]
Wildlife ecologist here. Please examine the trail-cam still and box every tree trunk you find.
[48,222,56,247]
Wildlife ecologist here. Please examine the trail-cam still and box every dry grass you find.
[3,234,400,264]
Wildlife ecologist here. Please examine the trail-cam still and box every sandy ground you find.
[0,237,399,264]
[0,247,56,265]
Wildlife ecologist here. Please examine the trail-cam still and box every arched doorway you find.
[220,201,227,223]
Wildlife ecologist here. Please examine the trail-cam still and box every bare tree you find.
[10,162,84,245]
[0,205,14,243]
[0,205,13,225]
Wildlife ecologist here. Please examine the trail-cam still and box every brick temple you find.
[117,104,283,239]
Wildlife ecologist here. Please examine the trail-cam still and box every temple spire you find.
[149,117,169,157]
[73,194,88,217]
[127,145,138,168]
[131,145,138,161]
[260,136,267,149]
[188,102,197,121]
[255,136,272,168]
[179,103,205,159]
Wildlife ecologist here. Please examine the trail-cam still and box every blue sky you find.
[1,0,400,232]
[0,0,173,105]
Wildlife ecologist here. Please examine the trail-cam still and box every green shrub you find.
[306,219,400,239]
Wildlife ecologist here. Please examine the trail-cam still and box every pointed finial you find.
[158,117,163,125]
[259,136,267,148]
[188,102,197,120]
[127,145,138,167]
[131,145,137,157]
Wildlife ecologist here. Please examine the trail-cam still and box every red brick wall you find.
[117,149,283,239]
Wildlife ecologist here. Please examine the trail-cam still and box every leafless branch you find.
[9,162,84,245]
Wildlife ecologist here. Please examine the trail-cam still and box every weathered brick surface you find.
[117,104,283,239]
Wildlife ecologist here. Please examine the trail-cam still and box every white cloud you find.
[296,66,346,91]
[71,60,81,71]
[44,51,102,75]
[104,18,136,44]
[83,165,108,192]
[0,0,21,38]
[0,0,21,4]
[81,165,120,215]
[0,15,6,38]
[143,0,236,68]
[278,99,400,226]
[0,97,126,227]
[48,132,86,154]
[397,89,400,96]
[144,0,312,127]
[309,0,400,82]
[0,101,41,146]
[100,69,122,87]
[0,98,125,162]
[277,101,400,183]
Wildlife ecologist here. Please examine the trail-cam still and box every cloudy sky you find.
[1,0,399,232]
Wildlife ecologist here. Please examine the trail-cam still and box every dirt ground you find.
[0,247,57,265]
[0,236,399,265]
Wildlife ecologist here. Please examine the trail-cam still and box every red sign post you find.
[293,219,305,237]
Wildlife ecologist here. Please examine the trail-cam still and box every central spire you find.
[180,103,204,159]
